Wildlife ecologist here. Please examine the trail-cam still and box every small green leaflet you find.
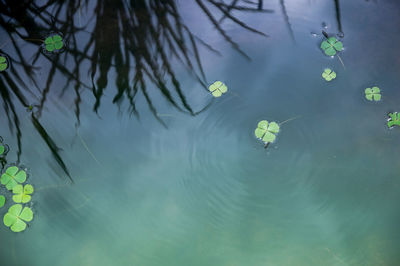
[1,166,27,190]
[387,112,400,128]
[0,56,8,71]
[254,120,280,143]
[44,35,64,52]
[320,37,343,56]
[3,204,33,232]
[322,68,336,81]
[208,81,228,97]
[12,184,34,203]
[0,195,5,208]
[365,87,381,101]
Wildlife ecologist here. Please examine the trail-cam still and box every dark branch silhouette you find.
[279,0,295,43]
[334,0,343,35]
[0,0,269,181]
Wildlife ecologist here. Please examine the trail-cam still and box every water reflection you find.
[0,0,270,178]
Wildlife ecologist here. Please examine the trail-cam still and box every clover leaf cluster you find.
[321,37,343,56]
[322,68,336,81]
[365,87,381,101]
[3,204,33,232]
[0,137,35,233]
[209,81,228,97]
[255,120,280,144]
[387,112,400,128]
[0,56,8,72]
[44,34,64,52]
[0,195,5,208]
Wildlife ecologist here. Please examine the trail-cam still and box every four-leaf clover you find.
[320,37,343,56]
[208,81,228,97]
[322,68,336,81]
[387,112,400,128]
[44,35,64,52]
[254,120,280,143]
[0,195,5,208]
[1,166,27,190]
[0,56,8,71]
[3,204,33,232]
[12,184,34,203]
[365,87,381,101]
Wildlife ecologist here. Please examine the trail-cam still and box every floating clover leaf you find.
[12,184,34,203]
[0,56,8,71]
[365,87,381,101]
[3,204,33,232]
[0,195,5,208]
[320,37,343,56]
[208,81,228,97]
[1,166,27,190]
[255,120,280,143]
[44,35,64,52]
[322,68,336,81]
[0,144,4,155]
[387,112,400,128]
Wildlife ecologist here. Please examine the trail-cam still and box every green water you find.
[1,0,400,265]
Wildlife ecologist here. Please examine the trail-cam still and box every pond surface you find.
[1,0,400,265]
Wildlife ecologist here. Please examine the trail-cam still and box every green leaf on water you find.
[0,144,4,155]
[0,56,8,71]
[387,112,400,128]
[3,204,33,232]
[208,81,228,97]
[365,86,381,101]
[0,195,5,208]
[320,37,343,56]
[44,35,64,52]
[1,166,27,190]
[254,120,280,144]
[12,184,34,203]
[322,68,336,81]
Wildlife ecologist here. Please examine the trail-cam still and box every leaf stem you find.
[337,54,345,69]
[279,115,302,126]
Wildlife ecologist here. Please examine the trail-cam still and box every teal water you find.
[1,0,400,265]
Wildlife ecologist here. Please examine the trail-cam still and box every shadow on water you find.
[0,0,269,181]
[0,0,371,180]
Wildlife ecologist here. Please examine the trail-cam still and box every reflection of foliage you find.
[0,0,268,180]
